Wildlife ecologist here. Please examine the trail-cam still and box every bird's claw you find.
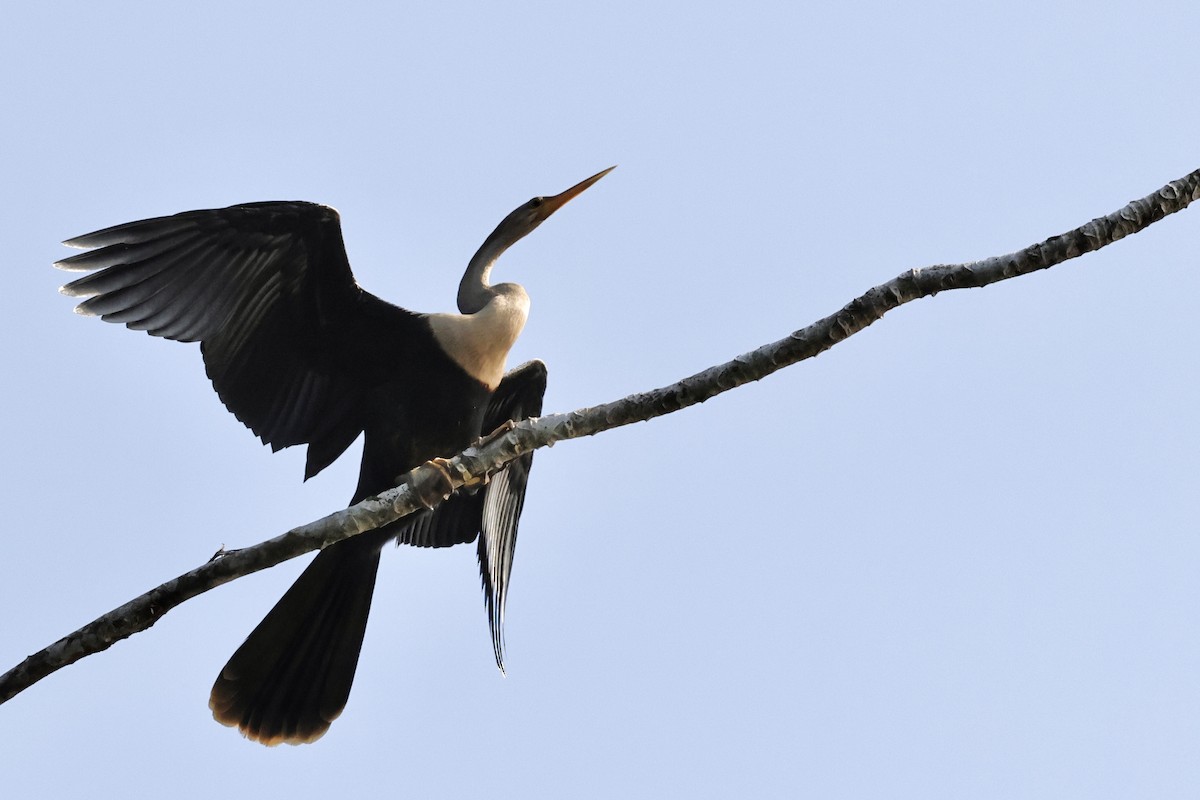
[472,419,517,450]
[410,457,457,510]
[406,428,508,508]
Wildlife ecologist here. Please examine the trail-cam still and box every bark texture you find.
[2,167,1197,705]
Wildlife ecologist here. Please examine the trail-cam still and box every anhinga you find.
[56,167,614,745]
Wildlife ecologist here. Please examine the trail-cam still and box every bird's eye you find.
[530,197,544,208]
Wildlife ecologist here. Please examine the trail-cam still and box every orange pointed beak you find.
[541,166,616,214]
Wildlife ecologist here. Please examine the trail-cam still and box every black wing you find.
[477,359,547,674]
[57,202,423,478]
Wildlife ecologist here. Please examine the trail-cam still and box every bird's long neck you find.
[458,233,511,314]
[430,230,530,390]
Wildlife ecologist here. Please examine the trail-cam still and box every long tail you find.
[208,540,382,745]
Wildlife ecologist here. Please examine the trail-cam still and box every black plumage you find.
[58,170,609,744]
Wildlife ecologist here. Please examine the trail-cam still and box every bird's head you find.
[459,166,615,314]
[484,166,616,253]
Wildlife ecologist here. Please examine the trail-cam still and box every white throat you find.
[428,284,530,390]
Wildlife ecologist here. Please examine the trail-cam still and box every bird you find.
[55,166,614,745]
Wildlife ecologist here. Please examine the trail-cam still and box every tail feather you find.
[209,541,381,745]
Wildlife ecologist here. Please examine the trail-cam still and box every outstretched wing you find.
[477,359,548,674]
[57,202,420,478]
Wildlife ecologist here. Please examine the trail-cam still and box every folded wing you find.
[477,359,548,674]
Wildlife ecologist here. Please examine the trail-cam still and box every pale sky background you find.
[3,3,1199,798]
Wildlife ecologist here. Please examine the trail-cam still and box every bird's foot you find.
[409,457,457,510]
[472,419,517,450]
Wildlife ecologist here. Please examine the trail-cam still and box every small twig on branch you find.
[2,167,1196,705]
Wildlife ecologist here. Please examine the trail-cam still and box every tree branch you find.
[3,167,1197,705]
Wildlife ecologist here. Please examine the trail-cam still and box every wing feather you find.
[477,359,547,673]
[383,358,547,671]
[59,201,422,477]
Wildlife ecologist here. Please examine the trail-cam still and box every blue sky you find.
[3,2,1199,797]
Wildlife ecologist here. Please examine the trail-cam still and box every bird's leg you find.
[404,452,495,510]
[399,422,522,506]
[407,457,457,510]
[432,420,518,496]
[472,419,517,450]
